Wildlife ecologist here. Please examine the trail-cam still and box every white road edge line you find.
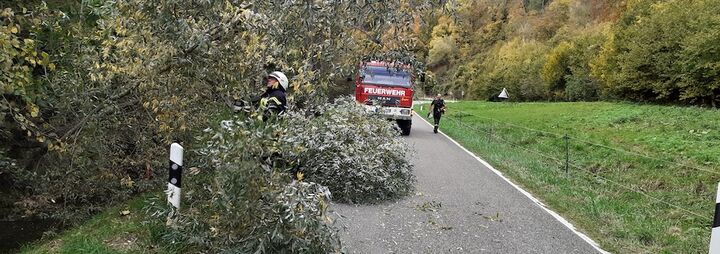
[416,115,610,254]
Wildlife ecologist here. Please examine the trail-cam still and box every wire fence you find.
[441,111,715,221]
[465,114,720,177]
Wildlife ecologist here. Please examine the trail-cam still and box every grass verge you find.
[416,101,716,253]
[19,194,172,254]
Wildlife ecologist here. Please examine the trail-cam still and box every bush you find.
[152,161,340,253]
[282,97,415,203]
[560,26,606,101]
[565,72,599,101]
[148,117,340,253]
[149,98,415,251]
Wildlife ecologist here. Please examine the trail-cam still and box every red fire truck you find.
[354,61,415,135]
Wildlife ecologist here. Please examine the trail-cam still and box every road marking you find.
[416,115,610,254]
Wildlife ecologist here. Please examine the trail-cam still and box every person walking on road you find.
[428,94,446,133]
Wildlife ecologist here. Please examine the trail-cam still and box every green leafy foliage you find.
[0,7,53,100]
[464,38,548,101]
[148,98,414,252]
[543,25,607,101]
[426,15,460,68]
[542,42,574,99]
[145,115,341,253]
[153,161,339,253]
[282,97,415,203]
[595,0,720,105]
[0,0,433,223]
[559,26,606,101]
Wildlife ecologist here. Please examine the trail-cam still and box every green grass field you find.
[416,101,719,253]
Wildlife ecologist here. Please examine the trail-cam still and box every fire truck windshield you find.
[362,66,412,87]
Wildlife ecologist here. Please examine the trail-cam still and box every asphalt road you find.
[333,114,607,254]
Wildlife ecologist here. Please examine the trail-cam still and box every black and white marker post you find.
[712,183,720,253]
[167,143,183,210]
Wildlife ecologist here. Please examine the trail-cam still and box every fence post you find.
[488,126,493,141]
[564,134,569,174]
[167,143,183,209]
[711,183,720,253]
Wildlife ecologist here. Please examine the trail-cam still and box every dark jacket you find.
[252,87,287,117]
[431,98,445,116]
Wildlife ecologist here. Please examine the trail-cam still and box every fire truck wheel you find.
[398,119,411,136]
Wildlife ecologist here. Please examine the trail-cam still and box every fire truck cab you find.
[354,61,415,135]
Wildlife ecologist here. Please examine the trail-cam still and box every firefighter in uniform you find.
[253,71,288,120]
[233,71,289,120]
[428,94,446,133]
[229,71,290,170]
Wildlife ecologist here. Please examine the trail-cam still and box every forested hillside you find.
[422,0,720,106]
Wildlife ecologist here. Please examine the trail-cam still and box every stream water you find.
[0,219,62,253]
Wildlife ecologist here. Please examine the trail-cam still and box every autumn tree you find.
[594,0,720,106]
[427,15,460,68]
[0,0,434,221]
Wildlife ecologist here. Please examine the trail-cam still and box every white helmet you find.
[268,71,289,91]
